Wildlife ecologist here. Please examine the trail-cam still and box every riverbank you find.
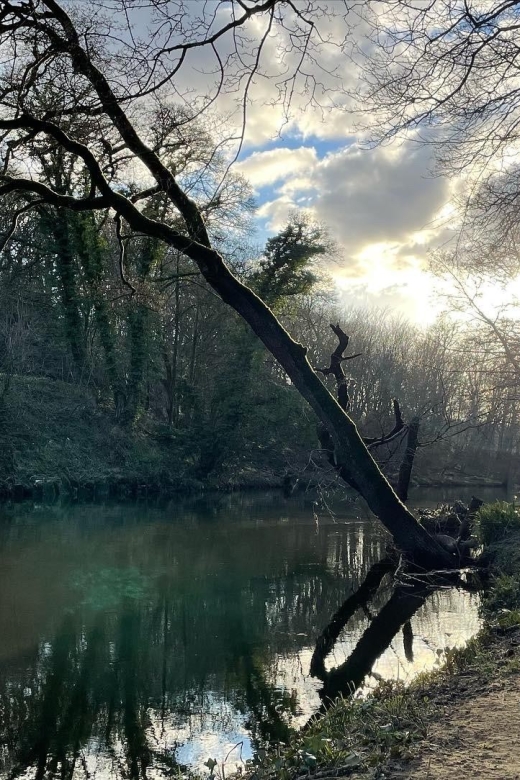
[0,375,291,500]
[248,511,520,780]
[382,639,520,779]
[0,375,508,501]
[250,626,520,780]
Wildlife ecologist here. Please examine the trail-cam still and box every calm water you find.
[0,487,500,779]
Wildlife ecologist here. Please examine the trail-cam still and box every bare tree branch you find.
[0,198,44,254]
[114,213,136,296]
[315,323,361,411]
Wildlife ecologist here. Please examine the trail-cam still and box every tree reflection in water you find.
[310,563,480,708]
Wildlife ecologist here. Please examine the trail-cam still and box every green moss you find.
[0,373,310,494]
[0,374,187,490]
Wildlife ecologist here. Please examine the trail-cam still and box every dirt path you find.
[385,668,520,779]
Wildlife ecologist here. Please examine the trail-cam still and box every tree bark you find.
[47,210,88,377]
[396,416,420,502]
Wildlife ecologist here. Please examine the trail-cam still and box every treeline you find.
[0,194,517,493]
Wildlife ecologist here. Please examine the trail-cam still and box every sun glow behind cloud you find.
[236,139,458,324]
[120,0,468,326]
[118,0,519,327]
[335,243,445,326]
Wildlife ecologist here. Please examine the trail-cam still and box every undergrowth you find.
[242,683,430,780]
[475,501,520,546]
[478,502,520,631]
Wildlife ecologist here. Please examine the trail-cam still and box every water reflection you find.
[311,573,438,705]
[0,492,483,778]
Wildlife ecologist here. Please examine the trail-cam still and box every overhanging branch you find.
[0,198,45,253]
[0,115,107,198]
[0,178,109,211]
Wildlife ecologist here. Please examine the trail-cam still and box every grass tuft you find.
[475,501,520,546]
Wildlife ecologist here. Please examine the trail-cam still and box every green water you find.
[0,488,491,778]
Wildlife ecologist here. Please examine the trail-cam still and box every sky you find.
[234,137,455,325]
[102,1,465,323]
[183,2,462,326]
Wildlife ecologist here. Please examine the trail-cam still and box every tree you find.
[0,0,454,568]
[250,214,332,306]
[428,247,520,469]
[360,0,520,175]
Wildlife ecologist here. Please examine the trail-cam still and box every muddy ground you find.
[378,629,520,780]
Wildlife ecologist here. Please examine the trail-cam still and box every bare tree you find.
[360,0,520,174]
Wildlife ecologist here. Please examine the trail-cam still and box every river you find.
[0,487,505,778]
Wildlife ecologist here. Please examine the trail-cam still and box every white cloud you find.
[238,140,452,261]
[257,195,300,231]
[234,147,318,188]
[312,143,450,257]
[236,138,458,322]
[108,1,461,321]
[137,2,364,147]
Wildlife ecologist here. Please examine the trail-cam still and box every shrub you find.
[475,501,520,546]
[483,574,520,615]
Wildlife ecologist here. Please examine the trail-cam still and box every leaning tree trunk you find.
[46,190,456,568]
[183,256,454,570]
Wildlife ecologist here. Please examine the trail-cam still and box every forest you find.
[0,0,518,521]
[2,1,520,778]
[0,175,518,497]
